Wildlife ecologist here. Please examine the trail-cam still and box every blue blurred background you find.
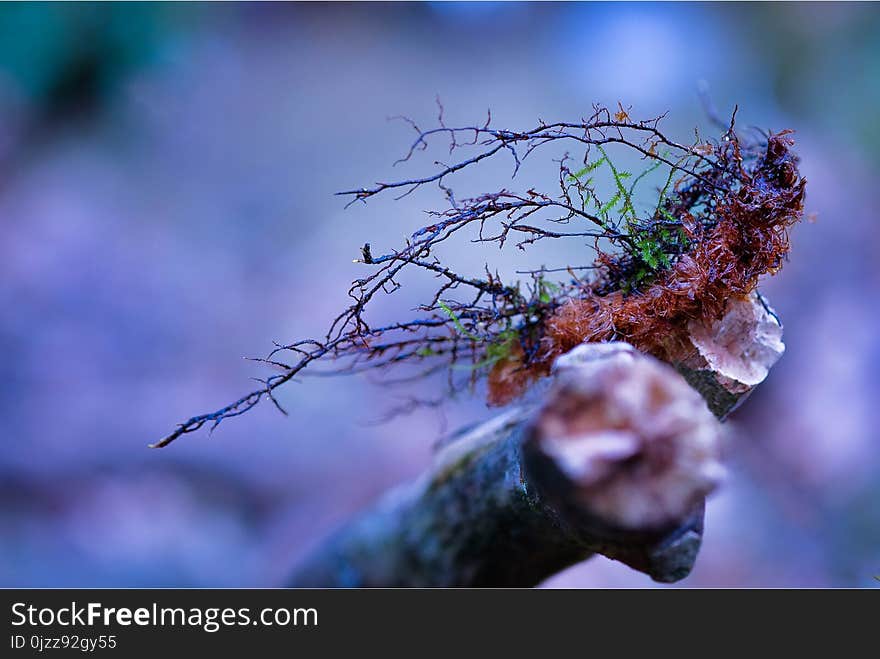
[1,2,878,587]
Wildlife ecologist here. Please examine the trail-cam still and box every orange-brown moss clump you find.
[488,132,806,405]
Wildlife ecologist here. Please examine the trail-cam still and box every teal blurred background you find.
[1,2,878,587]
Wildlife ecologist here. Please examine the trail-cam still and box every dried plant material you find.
[157,104,805,447]
[530,343,724,530]
[490,131,805,404]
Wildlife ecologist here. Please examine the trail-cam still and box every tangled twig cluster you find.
[154,103,805,448]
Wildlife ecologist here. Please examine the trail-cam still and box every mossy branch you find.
[156,102,804,448]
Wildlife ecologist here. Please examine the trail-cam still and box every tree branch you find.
[288,293,782,587]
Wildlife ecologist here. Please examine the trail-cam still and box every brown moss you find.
[488,131,806,405]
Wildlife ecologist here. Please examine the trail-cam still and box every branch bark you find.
[288,292,782,587]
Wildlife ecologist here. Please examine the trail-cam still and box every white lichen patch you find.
[687,293,785,389]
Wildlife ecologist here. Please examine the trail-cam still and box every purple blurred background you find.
[1,2,878,587]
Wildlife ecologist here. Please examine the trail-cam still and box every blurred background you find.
[1,1,878,587]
